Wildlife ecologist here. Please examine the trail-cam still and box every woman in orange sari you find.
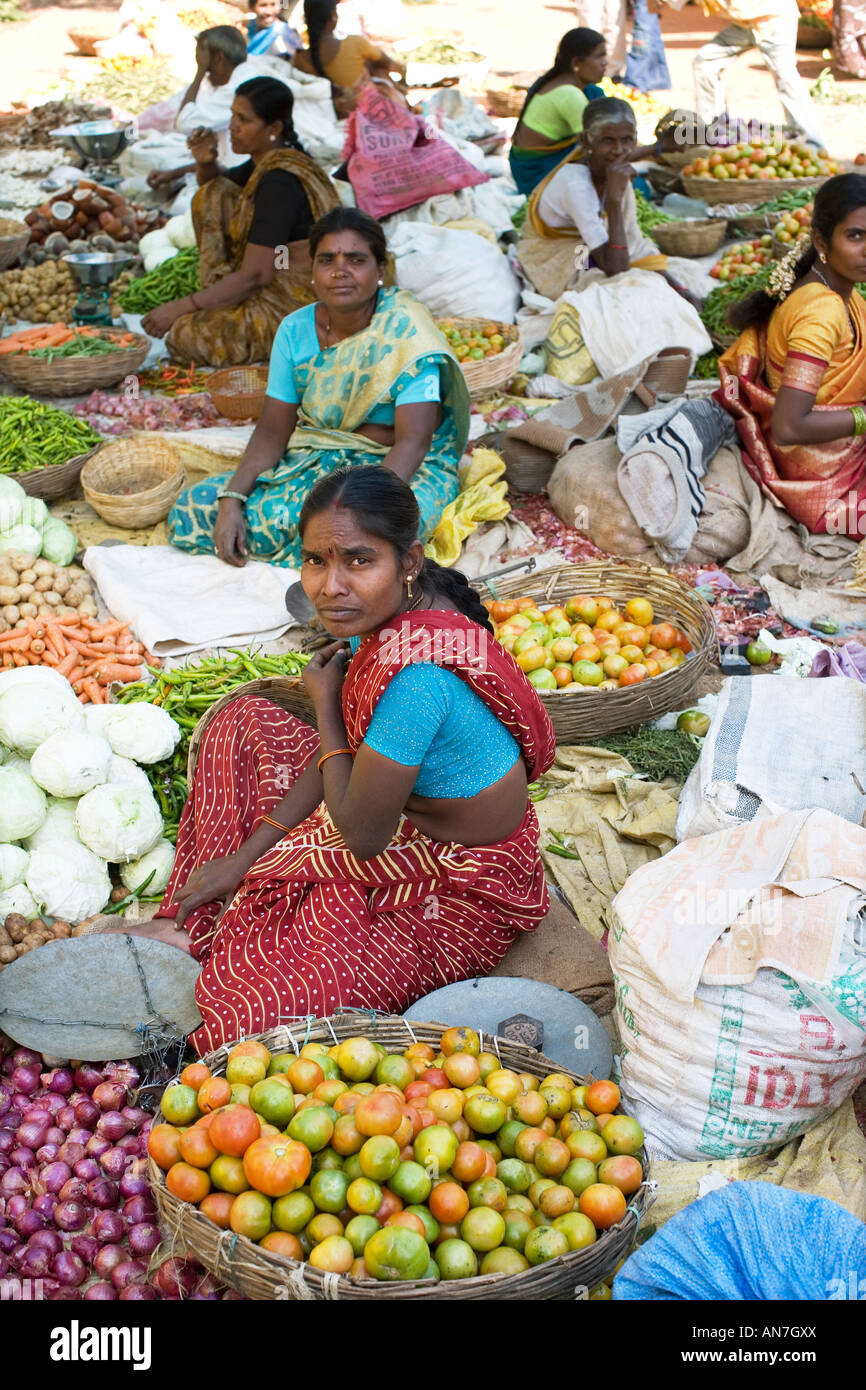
[718,173,866,537]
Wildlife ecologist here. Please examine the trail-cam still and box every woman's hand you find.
[213,498,249,567]
[141,299,188,337]
[147,166,187,190]
[174,853,248,929]
[302,641,350,707]
[606,161,634,203]
[187,127,218,165]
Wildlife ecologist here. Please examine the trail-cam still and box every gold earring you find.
[820,252,827,263]
[406,576,414,600]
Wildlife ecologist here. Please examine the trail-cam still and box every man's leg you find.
[576,0,628,75]
[693,23,752,121]
[758,23,825,144]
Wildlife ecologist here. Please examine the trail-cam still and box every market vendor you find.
[141,78,339,367]
[292,0,405,88]
[246,0,302,57]
[168,206,468,564]
[136,466,556,1052]
[717,172,866,538]
[508,29,608,198]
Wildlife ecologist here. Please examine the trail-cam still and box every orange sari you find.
[717,282,866,535]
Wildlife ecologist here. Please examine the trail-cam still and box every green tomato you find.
[745,641,773,665]
[676,709,710,737]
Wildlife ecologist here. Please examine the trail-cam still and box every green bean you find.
[0,397,102,474]
[118,248,201,314]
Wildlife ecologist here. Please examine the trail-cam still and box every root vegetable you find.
[19,570,37,586]
[2,607,20,624]
[5,916,28,943]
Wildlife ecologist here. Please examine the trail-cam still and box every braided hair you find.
[303,0,337,78]
[235,77,306,151]
[298,466,495,634]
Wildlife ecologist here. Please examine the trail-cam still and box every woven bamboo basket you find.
[10,445,100,502]
[772,228,810,259]
[67,27,114,54]
[797,18,831,46]
[441,319,522,398]
[0,331,150,395]
[731,208,783,234]
[81,437,185,527]
[710,328,738,352]
[642,350,692,398]
[207,365,269,421]
[485,87,526,118]
[658,144,712,171]
[0,222,29,273]
[187,676,316,781]
[149,1016,655,1301]
[645,165,683,197]
[683,172,828,205]
[650,217,727,256]
[502,434,556,494]
[471,561,717,741]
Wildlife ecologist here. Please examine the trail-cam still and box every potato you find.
[0,618,8,635]
[32,560,54,577]
[5,915,28,943]
[78,598,97,616]
[0,946,16,965]
[43,591,61,606]
[2,605,20,624]
[34,575,53,593]
[50,921,72,939]
[52,574,70,596]
[19,569,37,585]
[15,942,32,955]
[0,568,17,587]
[14,619,27,631]
[37,605,52,617]
[18,604,37,619]
[16,583,34,600]
[0,586,19,605]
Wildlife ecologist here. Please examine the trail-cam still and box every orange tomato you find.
[287,1058,324,1094]
[439,1027,480,1058]
[619,664,647,686]
[597,1155,643,1194]
[422,1067,448,1091]
[428,1088,464,1125]
[374,1188,404,1223]
[242,1136,311,1198]
[404,1080,434,1105]
[332,1113,364,1156]
[585,1079,621,1115]
[490,599,518,624]
[147,1123,183,1171]
[578,1182,627,1230]
[671,628,692,653]
[197,1076,232,1113]
[648,622,677,650]
[354,1091,403,1137]
[199,1192,235,1229]
[386,1211,427,1236]
[209,1104,262,1158]
[166,1161,211,1205]
[259,1231,303,1260]
[180,1063,211,1091]
[178,1126,219,1170]
[429,1181,470,1224]
[229,1040,270,1067]
[596,610,622,632]
[451,1141,488,1184]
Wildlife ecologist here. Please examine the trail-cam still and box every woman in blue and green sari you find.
[168,207,469,568]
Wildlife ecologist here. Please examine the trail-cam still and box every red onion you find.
[0,1254,7,1278]
[84,1281,117,1300]
[119,1284,156,1300]
[97,1112,131,1143]
[66,1126,93,1148]
[128,1222,161,1257]
[0,1084,10,1119]
[74,1099,99,1130]
[99,1147,127,1179]
[73,1065,104,1094]
[11,1064,40,1096]
[54,1250,87,1287]
[70,1233,100,1265]
[57,1142,85,1167]
[105,1060,140,1089]
[87,1177,117,1210]
[14,1208,46,1238]
[0,1228,18,1253]
[12,1047,41,1069]
[117,1135,141,1157]
[28,1228,62,1255]
[73,1158,100,1182]
[122,1194,155,1226]
[93,1243,125,1279]
[0,1056,12,1077]
[92,1209,125,1244]
[20,1243,52,1280]
[48,1285,80,1301]
[40,1161,71,1194]
[45,1068,74,1096]
[93,1082,126,1113]
[16,1119,48,1151]
[9,1242,27,1269]
[54,1200,88,1232]
[10,1146,35,1169]
[121,1106,150,1132]
[24,1102,51,1123]
[58,1177,88,1204]
[10,1092,32,1115]
[153,1257,199,1299]
[39,1094,67,1118]
[32,1193,57,1219]
[36,1144,60,1165]
[86,1135,110,1159]
[0,1167,29,1196]
[0,1128,14,1155]
[118,1170,150,1199]
[45,1125,66,1146]
[111,1259,146,1291]
[6,1193,28,1220]
[57,1105,76,1132]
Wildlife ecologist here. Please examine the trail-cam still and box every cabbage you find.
[24,797,82,851]
[75,784,163,863]
[0,477,25,532]
[0,683,84,755]
[0,767,46,841]
[120,838,175,896]
[18,497,48,531]
[83,704,114,737]
[0,884,40,924]
[107,754,152,793]
[0,665,74,700]
[26,842,111,923]
[104,705,181,765]
[0,524,42,558]
[0,845,29,892]
[30,731,113,798]
[40,517,78,568]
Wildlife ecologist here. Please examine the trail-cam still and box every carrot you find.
[12,653,27,667]
[66,666,85,685]
[54,614,84,626]
[56,652,79,678]
[41,650,60,666]
[86,619,128,641]
[30,640,45,656]
[43,625,68,661]
[92,664,142,685]
[0,635,30,652]
[81,678,106,704]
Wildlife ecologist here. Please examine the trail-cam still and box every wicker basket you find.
[0,222,29,273]
[67,27,113,55]
[149,1016,655,1301]
[441,319,522,398]
[658,144,712,171]
[645,165,683,197]
[471,560,717,741]
[80,437,185,528]
[772,228,810,259]
[643,350,692,399]
[502,434,556,494]
[710,328,738,352]
[731,209,783,235]
[683,172,828,205]
[207,365,269,421]
[485,87,526,118]
[650,217,727,256]
[0,331,150,395]
[10,445,100,503]
[187,677,316,781]
[797,18,831,46]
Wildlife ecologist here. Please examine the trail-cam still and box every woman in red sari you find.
[145,467,555,1053]
[717,173,866,537]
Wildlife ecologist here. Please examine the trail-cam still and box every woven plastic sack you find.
[614,1182,866,1300]
[343,84,488,219]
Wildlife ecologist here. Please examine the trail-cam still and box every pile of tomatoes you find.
[437,321,509,363]
[710,237,774,280]
[147,1028,644,1286]
[683,141,839,182]
[486,593,692,693]
[773,202,813,244]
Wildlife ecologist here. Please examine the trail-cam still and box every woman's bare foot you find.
[101,918,193,954]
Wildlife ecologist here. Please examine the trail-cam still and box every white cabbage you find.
[107,754,152,793]
[0,524,42,557]
[83,704,114,737]
[0,883,40,923]
[0,767,46,841]
[0,844,29,892]
[26,842,111,923]
[0,478,25,532]
[40,518,78,568]
[18,497,48,531]
[24,797,82,851]
[75,784,163,863]
[30,732,113,798]
[120,838,175,896]
[104,705,181,765]
[0,665,74,701]
[0,684,84,755]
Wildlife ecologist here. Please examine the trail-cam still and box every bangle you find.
[850,405,866,436]
[317,747,352,773]
[216,489,248,505]
[261,813,291,834]
[609,243,627,250]
[189,293,203,310]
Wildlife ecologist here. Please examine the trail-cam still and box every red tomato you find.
[242,1136,311,1198]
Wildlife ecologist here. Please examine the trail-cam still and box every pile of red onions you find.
[0,1039,236,1300]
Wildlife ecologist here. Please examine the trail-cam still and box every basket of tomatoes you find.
[147,1016,654,1301]
[437,318,522,398]
[474,561,717,741]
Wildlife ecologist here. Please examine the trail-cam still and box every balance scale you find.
[62,251,136,326]
[50,120,134,187]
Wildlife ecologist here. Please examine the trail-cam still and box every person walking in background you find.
[625,0,671,90]
[575,0,629,77]
[834,0,866,77]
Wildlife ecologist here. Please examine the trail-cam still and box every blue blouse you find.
[346,648,520,799]
[266,305,441,426]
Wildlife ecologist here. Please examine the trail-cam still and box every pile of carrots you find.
[0,615,158,703]
[0,325,137,356]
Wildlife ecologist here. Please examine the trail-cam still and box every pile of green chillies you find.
[118,247,200,314]
[0,397,103,474]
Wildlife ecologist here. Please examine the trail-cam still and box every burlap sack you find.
[547,438,658,562]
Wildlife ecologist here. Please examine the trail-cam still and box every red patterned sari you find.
[717,282,866,535]
[158,611,556,1054]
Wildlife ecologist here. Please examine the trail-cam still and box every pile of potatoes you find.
[0,552,98,635]
[0,913,71,971]
[0,260,138,325]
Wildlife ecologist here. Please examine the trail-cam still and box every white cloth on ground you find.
[552,268,712,376]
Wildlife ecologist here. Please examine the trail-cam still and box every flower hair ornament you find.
[767,242,807,302]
